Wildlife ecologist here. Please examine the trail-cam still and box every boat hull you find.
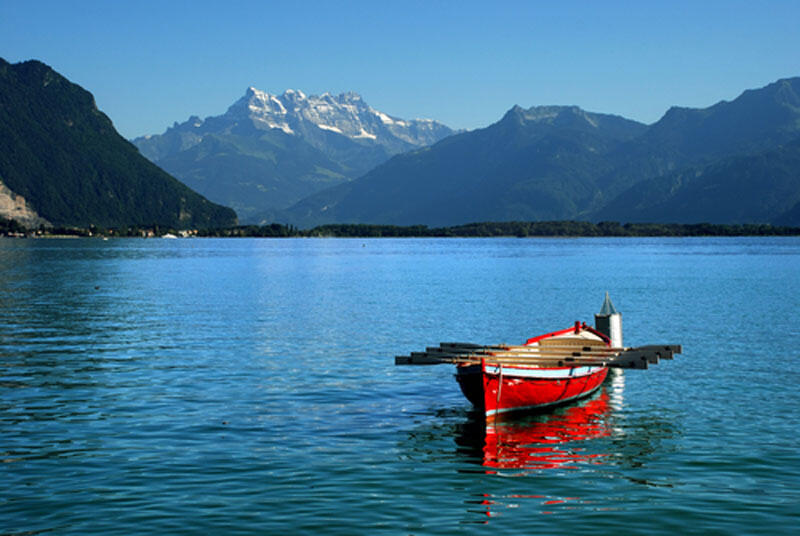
[456,362,608,418]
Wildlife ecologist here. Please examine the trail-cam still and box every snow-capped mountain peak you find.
[131,85,454,223]
[226,86,452,150]
[133,86,455,195]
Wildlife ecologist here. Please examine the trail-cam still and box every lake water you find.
[1,237,799,534]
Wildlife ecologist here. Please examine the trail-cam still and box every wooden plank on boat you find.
[395,342,681,369]
[427,345,625,360]
[394,352,449,365]
[439,342,628,358]
[635,345,682,359]
[395,353,649,369]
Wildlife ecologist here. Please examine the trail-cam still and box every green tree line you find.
[5,219,800,238]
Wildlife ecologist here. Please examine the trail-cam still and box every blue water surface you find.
[1,237,799,534]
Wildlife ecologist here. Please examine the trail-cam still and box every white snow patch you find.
[312,104,333,114]
[248,87,270,101]
[251,116,294,134]
[375,111,395,124]
[353,128,377,140]
[269,96,287,114]
[317,124,343,134]
[284,89,307,100]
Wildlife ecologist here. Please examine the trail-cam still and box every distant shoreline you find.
[3,219,800,239]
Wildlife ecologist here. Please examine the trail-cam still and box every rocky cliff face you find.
[0,180,49,228]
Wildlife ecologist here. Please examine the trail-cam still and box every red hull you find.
[456,363,608,418]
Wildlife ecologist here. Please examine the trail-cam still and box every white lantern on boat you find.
[595,292,623,348]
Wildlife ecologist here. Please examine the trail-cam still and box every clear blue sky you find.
[3,0,799,139]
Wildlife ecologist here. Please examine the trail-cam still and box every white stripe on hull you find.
[483,365,605,379]
[485,381,604,417]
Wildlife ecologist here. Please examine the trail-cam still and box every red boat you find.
[455,322,611,419]
[396,294,680,420]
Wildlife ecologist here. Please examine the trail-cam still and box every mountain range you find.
[0,58,236,229]
[284,106,648,227]
[2,56,799,231]
[133,88,454,222]
[280,77,800,228]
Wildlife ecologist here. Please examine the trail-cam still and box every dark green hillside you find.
[592,77,800,204]
[596,138,800,224]
[642,78,800,161]
[775,201,800,226]
[286,106,647,228]
[0,58,237,228]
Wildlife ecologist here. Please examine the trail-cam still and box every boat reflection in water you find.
[484,389,611,472]
[459,372,626,520]
[461,370,625,475]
